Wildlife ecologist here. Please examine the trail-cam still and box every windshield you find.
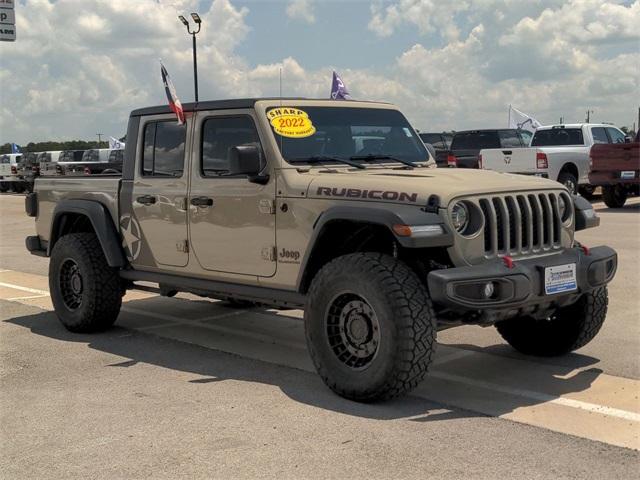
[532,128,584,146]
[268,107,429,166]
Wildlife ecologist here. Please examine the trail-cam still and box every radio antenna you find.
[279,67,283,152]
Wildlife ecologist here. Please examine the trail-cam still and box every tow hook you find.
[500,255,515,269]
[575,242,591,256]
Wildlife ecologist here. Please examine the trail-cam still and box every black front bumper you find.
[427,246,617,316]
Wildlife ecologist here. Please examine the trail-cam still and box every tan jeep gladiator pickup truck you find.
[25,98,618,402]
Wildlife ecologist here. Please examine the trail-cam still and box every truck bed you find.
[34,177,122,242]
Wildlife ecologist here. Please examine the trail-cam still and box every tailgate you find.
[480,147,543,175]
[590,143,640,172]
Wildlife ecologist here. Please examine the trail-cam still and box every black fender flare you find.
[49,199,127,268]
[573,194,600,231]
[296,205,453,291]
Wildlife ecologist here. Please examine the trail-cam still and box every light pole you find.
[586,109,594,123]
[96,133,103,144]
[178,13,202,102]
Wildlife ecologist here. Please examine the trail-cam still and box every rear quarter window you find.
[591,127,609,144]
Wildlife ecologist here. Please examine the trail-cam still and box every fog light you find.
[483,282,495,299]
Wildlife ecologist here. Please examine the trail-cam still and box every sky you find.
[0,0,639,144]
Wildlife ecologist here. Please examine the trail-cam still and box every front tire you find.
[602,185,627,208]
[496,287,608,356]
[49,233,122,333]
[305,252,437,402]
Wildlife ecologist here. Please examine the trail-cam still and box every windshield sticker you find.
[267,108,316,138]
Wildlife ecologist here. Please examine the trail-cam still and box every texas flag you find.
[160,61,185,125]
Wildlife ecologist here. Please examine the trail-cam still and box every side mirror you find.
[229,145,269,184]
[624,135,632,143]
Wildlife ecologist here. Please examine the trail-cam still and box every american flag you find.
[160,61,185,125]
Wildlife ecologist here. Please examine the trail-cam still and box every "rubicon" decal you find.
[316,187,418,203]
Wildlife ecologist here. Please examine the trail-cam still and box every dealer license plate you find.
[544,263,577,295]
[620,171,636,179]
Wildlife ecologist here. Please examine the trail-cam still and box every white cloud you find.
[286,0,316,24]
[368,0,468,41]
[0,0,638,145]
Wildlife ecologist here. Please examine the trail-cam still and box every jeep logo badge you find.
[279,247,301,264]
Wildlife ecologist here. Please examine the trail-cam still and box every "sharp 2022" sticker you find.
[267,108,316,138]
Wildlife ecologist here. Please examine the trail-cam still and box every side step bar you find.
[120,270,306,309]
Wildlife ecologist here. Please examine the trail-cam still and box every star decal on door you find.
[120,214,142,261]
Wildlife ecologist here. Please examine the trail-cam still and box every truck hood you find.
[300,166,564,206]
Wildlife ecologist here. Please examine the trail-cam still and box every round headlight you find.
[451,202,469,232]
[558,194,572,224]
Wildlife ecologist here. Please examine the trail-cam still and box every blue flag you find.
[330,71,352,100]
[11,143,21,153]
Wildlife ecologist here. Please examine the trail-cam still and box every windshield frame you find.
[257,102,431,168]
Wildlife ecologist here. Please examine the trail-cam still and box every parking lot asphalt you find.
[1,192,639,478]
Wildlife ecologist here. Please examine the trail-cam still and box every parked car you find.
[478,124,628,193]
[25,97,616,403]
[589,131,639,207]
[40,150,85,176]
[77,149,124,175]
[42,149,123,176]
[16,152,41,192]
[419,132,454,167]
[0,153,23,192]
[444,129,530,169]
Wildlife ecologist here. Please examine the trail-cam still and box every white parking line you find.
[430,371,640,423]
[0,282,49,296]
[7,295,49,300]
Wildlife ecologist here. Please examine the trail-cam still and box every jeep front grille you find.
[479,192,564,257]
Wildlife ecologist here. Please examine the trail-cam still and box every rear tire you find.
[305,252,437,402]
[496,287,608,356]
[579,185,595,200]
[49,233,122,333]
[557,172,578,194]
[602,185,627,208]
[0,182,8,192]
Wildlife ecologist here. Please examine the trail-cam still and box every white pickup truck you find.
[479,124,629,194]
[0,154,23,192]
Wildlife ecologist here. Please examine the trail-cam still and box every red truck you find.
[589,131,639,208]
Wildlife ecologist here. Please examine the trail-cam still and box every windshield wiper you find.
[291,155,366,169]
[350,154,417,169]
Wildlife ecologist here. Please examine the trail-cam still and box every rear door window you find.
[606,127,626,144]
[591,127,609,144]
[142,121,186,177]
[498,130,523,148]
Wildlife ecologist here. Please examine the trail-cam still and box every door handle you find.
[137,195,156,205]
[191,196,214,207]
